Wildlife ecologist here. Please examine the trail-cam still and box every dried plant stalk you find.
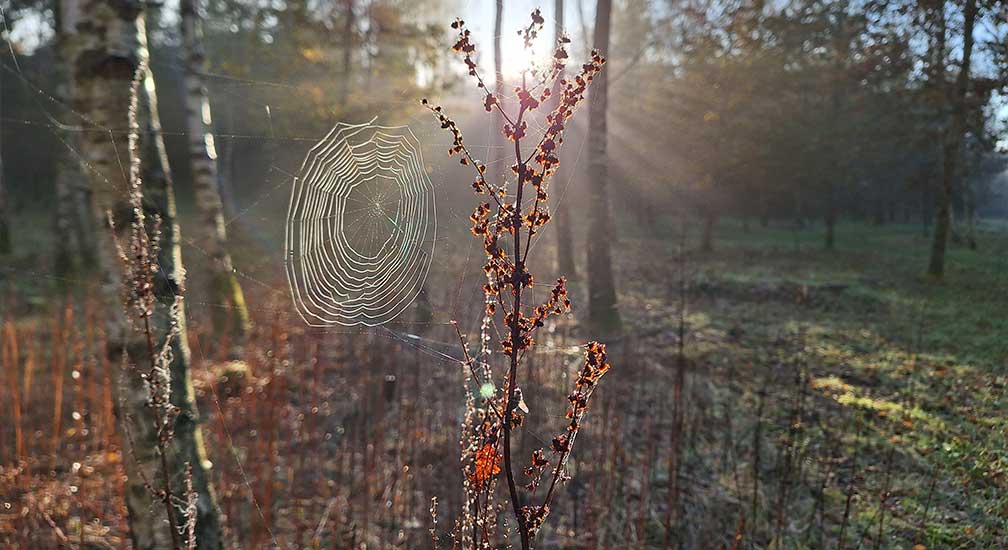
[426,9,611,549]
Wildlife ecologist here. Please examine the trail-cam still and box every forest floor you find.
[2,218,1007,549]
[599,219,1008,548]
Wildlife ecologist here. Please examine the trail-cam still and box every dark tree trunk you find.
[930,194,951,273]
[965,183,977,250]
[825,8,848,252]
[0,204,8,257]
[552,0,577,279]
[793,192,806,229]
[340,0,354,108]
[0,52,8,255]
[0,177,8,257]
[825,208,836,250]
[929,0,975,279]
[586,0,621,335]
[554,173,578,278]
[873,200,885,226]
[701,211,716,253]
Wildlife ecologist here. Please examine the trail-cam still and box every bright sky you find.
[460,0,575,80]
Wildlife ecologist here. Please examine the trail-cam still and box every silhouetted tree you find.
[586,0,621,334]
[552,0,578,279]
[928,0,977,279]
[0,79,7,255]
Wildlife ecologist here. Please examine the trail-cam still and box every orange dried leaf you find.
[470,444,502,485]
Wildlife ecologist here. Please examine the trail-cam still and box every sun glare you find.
[497,32,551,82]
[500,48,539,80]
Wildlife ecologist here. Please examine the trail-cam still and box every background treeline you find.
[602,1,1008,260]
[0,0,1006,281]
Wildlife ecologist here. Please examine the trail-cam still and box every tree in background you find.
[340,0,355,108]
[586,0,622,334]
[824,3,852,249]
[0,82,7,254]
[492,0,505,171]
[665,1,766,251]
[556,1,580,278]
[494,0,503,99]
[52,0,95,275]
[180,0,251,344]
[552,0,578,278]
[928,0,978,280]
[598,0,1007,258]
[960,75,1007,246]
[68,0,222,545]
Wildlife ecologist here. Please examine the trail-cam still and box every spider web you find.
[285,119,436,327]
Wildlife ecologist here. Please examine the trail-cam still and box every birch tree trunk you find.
[70,0,223,547]
[586,0,621,334]
[54,0,95,274]
[180,0,250,344]
[138,34,225,549]
[53,168,83,273]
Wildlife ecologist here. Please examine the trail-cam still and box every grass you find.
[612,218,1008,547]
[710,220,1008,364]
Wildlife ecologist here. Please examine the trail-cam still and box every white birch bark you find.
[70,1,223,546]
[54,0,94,273]
[180,0,250,343]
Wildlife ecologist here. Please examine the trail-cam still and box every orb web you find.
[285,120,436,326]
